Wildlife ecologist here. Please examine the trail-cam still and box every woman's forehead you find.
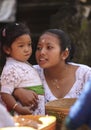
[39,33,59,42]
[37,34,61,48]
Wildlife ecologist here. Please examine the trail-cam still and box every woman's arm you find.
[13,88,38,107]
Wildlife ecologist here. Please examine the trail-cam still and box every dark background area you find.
[16,0,91,66]
[0,0,91,68]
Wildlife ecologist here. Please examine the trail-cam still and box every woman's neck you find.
[44,63,69,80]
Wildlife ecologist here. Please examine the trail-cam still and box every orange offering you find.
[14,115,56,130]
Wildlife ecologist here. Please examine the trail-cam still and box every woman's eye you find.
[37,46,42,50]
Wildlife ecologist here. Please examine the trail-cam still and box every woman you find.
[13,29,91,106]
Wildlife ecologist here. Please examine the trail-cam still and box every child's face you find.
[5,34,32,62]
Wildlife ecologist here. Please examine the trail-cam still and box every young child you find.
[64,79,91,130]
[0,22,45,115]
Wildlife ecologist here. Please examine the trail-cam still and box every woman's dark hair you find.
[0,22,31,67]
[41,29,75,63]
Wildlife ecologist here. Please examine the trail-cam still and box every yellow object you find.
[14,115,56,130]
[0,127,36,130]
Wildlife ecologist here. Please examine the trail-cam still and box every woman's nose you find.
[40,48,46,55]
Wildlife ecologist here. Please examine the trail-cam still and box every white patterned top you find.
[1,57,45,115]
[1,57,42,94]
[34,63,91,103]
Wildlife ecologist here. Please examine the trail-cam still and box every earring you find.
[65,48,69,51]
[63,57,66,60]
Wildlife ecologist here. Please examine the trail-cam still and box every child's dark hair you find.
[41,29,75,63]
[0,22,31,67]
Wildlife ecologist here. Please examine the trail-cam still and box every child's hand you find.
[13,88,38,108]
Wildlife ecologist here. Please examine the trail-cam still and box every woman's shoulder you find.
[69,62,91,70]
[77,63,91,72]
[70,62,91,80]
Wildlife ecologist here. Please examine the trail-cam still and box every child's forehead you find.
[13,34,31,43]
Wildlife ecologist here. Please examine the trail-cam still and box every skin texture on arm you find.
[13,88,38,107]
[1,93,33,115]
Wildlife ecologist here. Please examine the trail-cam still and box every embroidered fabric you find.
[1,57,45,115]
[34,63,91,103]
[1,57,42,94]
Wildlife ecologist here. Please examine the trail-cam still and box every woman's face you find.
[4,34,32,62]
[36,33,64,69]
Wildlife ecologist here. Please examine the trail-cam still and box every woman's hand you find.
[13,88,38,108]
[14,103,34,115]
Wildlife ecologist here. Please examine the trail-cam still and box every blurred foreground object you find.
[0,103,14,127]
[14,115,56,130]
[63,79,91,130]
[0,0,17,22]
[45,98,77,130]
[0,127,36,130]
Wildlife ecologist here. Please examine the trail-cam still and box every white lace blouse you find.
[34,63,91,103]
[1,57,45,115]
[1,57,42,94]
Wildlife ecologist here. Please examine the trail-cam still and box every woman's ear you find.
[3,46,10,55]
[61,48,69,60]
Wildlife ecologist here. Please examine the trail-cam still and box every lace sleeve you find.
[85,68,91,82]
[1,66,20,94]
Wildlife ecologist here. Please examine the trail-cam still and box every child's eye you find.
[47,46,53,49]
[19,45,24,47]
[28,43,32,46]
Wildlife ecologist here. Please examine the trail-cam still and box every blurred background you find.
[0,0,91,67]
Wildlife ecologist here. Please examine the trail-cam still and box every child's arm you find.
[1,93,33,115]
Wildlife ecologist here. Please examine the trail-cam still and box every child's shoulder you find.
[1,64,17,78]
[33,64,42,70]
[1,59,19,76]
